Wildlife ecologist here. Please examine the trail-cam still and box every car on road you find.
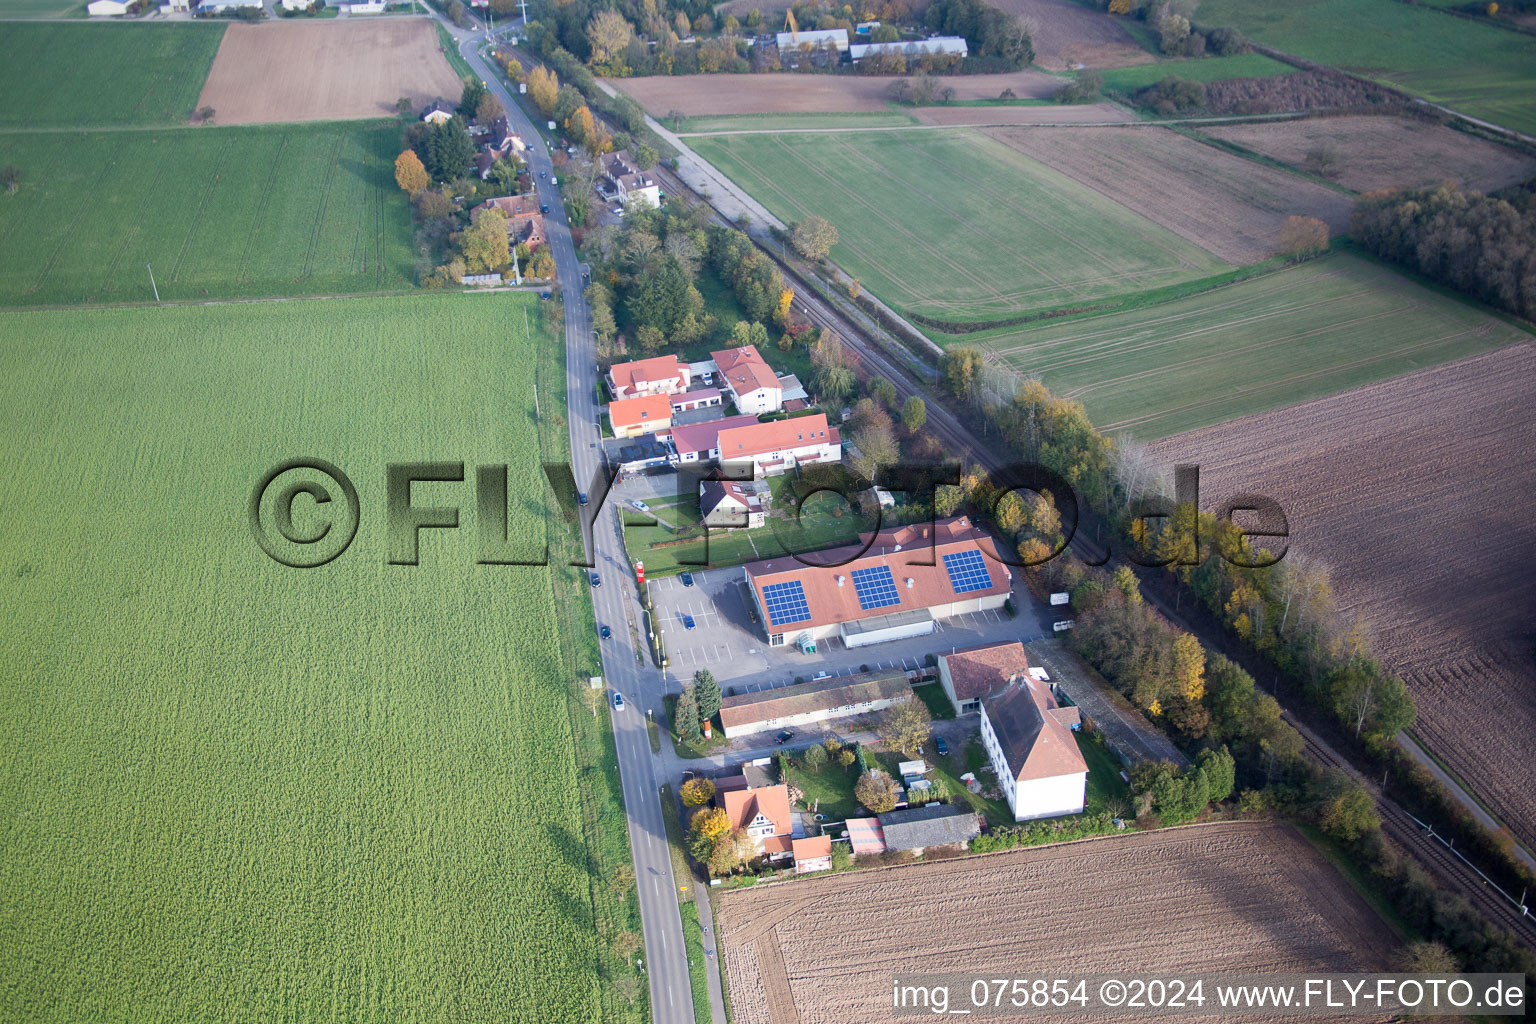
[590,572,601,588]
[612,692,624,711]
[776,730,795,745]
[683,614,695,631]
[630,499,649,512]
[540,204,549,214]
[578,491,588,506]
[599,625,611,640]
[539,170,547,179]
[934,736,949,757]
[680,571,694,587]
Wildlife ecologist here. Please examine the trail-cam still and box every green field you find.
[1098,51,1295,92]
[0,122,414,305]
[0,294,610,1023]
[688,129,1229,323]
[1196,0,1536,135]
[0,0,82,15]
[967,252,1534,439]
[0,22,226,127]
[676,110,920,134]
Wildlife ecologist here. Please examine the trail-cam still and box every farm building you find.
[717,414,839,477]
[792,836,833,873]
[848,36,968,60]
[976,654,1087,822]
[700,479,766,530]
[710,345,783,414]
[608,394,672,439]
[845,817,887,855]
[722,784,794,861]
[775,27,849,51]
[607,355,692,400]
[716,669,912,739]
[879,804,979,854]
[743,516,1012,648]
[86,0,130,14]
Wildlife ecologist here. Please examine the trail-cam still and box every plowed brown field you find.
[717,822,1398,1024]
[197,19,462,125]
[1202,115,1536,195]
[988,0,1154,69]
[610,69,1066,114]
[984,125,1354,264]
[1148,344,1536,850]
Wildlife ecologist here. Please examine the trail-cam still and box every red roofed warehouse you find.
[608,394,673,438]
[607,355,691,400]
[742,516,1012,649]
[954,642,1088,821]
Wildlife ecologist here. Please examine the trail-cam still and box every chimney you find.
[836,575,846,586]
[921,526,929,539]
[905,578,915,589]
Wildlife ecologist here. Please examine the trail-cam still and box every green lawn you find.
[0,122,415,305]
[1196,0,1536,135]
[1098,51,1295,92]
[784,756,863,820]
[0,293,608,1023]
[1076,732,1130,813]
[911,680,957,721]
[0,22,226,127]
[688,128,1229,324]
[676,110,920,134]
[966,252,1534,439]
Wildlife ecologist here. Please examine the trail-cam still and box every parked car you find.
[683,614,696,631]
[590,572,601,588]
[612,207,624,217]
[630,499,649,512]
[776,730,795,745]
[934,736,949,757]
[680,571,694,587]
[599,625,611,639]
[539,292,550,300]
[612,692,625,710]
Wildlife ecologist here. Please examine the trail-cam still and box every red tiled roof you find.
[718,670,910,733]
[723,784,793,836]
[987,677,1088,784]
[942,642,1032,702]
[845,817,887,855]
[669,414,760,458]
[744,517,1012,632]
[717,414,833,461]
[609,394,672,430]
[761,834,794,855]
[609,355,688,396]
[792,835,832,863]
[711,345,781,398]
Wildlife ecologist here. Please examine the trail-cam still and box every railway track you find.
[1293,722,1536,948]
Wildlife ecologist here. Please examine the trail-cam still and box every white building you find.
[717,414,839,478]
[717,669,911,738]
[775,28,849,51]
[700,479,766,530]
[710,345,783,414]
[598,150,660,209]
[972,647,1088,821]
[87,0,130,14]
[848,36,969,60]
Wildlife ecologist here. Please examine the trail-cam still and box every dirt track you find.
[989,0,1154,69]
[197,18,463,125]
[985,125,1354,263]
[1201,115,1536,195]
[610,69,1069,115]
[717,821,1398,1024]
[1149,344,1536,850]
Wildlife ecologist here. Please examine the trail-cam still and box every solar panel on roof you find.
[761,580,811,627]
[850,565,901,611]
[942,549,993,594]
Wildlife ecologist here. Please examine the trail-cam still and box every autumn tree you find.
[1277,215,1329,261]
[394,149,430,197]
[587,10,636,73]
[876,696,932,757]
[680,776,716,806]
[942,347,983,401]
[565,105,596,148]
[1172,632,1205,701]
[687,805,731,860]
[791,215,839,260]
[900,395,927,432]
[528,66,560,116]
[803,743,828,770]
[1319,783,1380,842]
[1303,142,1340,179]
[837,748,857,772]
[528,248,556,280]
[459,209,510,273]
[866,376,897,408]
[475,91,504,125]
[706,828,755,875]
[855,769,900,813]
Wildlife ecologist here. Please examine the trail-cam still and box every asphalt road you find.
[437,22,701,1024]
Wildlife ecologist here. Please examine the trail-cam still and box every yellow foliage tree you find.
[1172,632,1205,702]
[680,776,715,807]
[774,287,793,326]
[690,806,730,843]
[528,66,559,116]
[565,105,596,147]
[1108,0,1132,13]
[1487,1,1498,14]
[394,149,430,196]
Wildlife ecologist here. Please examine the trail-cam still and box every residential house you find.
[743,516,1012,648]
[979,661,1088,822]
[470,193,546,252]
[421,99,456,124]
[878,804,980,854]
[670,387,723,414]
[710,345,783,414]
[597,150,661,208]
[716,414,840,477]
[609,394,673,439]
[938,641,1032,716]
[722,784,794,861]
[607,355,691,400]
[716,669,912,739]
[792,835,833,874]
[668,414,759,465]
[700,480,766,530]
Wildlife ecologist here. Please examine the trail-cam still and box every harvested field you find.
[1148,344,1536,850]
[717,821,1398,1024]
[1202,115,1536,194]
[611,69,1066,115]
[197,18,462,125]
[984,125,1354,264]
[911,101,1125,125]
[988,0,1153,69]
